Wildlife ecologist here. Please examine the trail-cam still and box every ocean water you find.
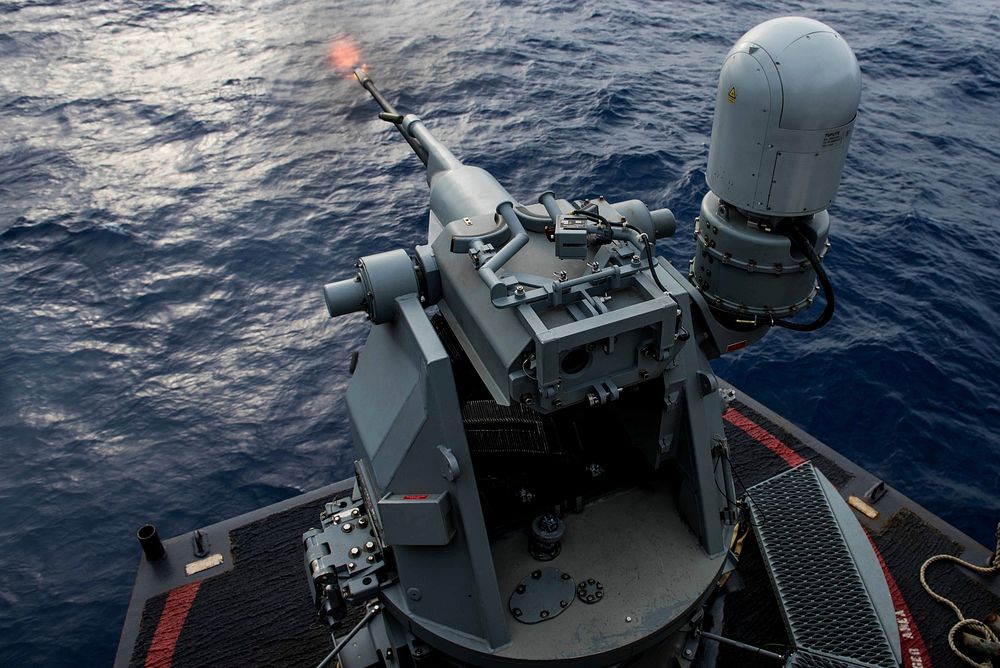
[1,0,998,664]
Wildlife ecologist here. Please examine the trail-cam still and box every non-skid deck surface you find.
[872,509,999,668]
[125,399,999,668]
[128,496,341,668]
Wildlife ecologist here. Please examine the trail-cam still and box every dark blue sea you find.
[2,0,998,664]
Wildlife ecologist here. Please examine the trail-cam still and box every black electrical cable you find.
[725,449,769,529]
[571,209,669,293]
[712,457,736,514]
[569,208,608,224]
[772,223,835,331]
[623,222,669,293]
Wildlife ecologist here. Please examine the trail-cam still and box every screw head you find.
[342,522,353,533]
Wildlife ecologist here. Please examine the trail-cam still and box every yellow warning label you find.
[728,86,736,104]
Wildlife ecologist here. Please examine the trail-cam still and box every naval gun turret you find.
[305,17,872,667]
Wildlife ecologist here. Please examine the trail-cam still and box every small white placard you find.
[185,553,224,576]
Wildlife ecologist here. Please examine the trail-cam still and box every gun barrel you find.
[353,68,429,165]
[351,68,515,238]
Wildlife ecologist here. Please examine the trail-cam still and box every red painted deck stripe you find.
[144,581,202,668]
[723,408,806,468]
[869,539,933,668]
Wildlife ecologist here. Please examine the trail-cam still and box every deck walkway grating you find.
[749,464,898,668]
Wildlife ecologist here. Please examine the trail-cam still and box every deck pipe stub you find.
[137,523,165,562]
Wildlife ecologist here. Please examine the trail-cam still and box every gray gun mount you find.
[312,17,858,666]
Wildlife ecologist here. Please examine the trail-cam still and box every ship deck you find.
[116,384,1000,668]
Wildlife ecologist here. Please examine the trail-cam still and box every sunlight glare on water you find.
[1,0,998,664]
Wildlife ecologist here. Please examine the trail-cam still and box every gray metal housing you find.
[325,125,745,661]
[706,17,861,217]
[311,17,881,666]
[690,192,830,318]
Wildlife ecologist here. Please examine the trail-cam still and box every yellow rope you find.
[919,522,1000,667]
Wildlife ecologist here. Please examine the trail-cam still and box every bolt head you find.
[538,514,560,533]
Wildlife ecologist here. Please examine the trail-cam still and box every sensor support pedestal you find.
[689,192,828,320]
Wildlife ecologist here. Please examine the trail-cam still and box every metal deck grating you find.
[749,464,898,668]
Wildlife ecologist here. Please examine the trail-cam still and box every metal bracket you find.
[303,495,389,624]
[864,480,887,504]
